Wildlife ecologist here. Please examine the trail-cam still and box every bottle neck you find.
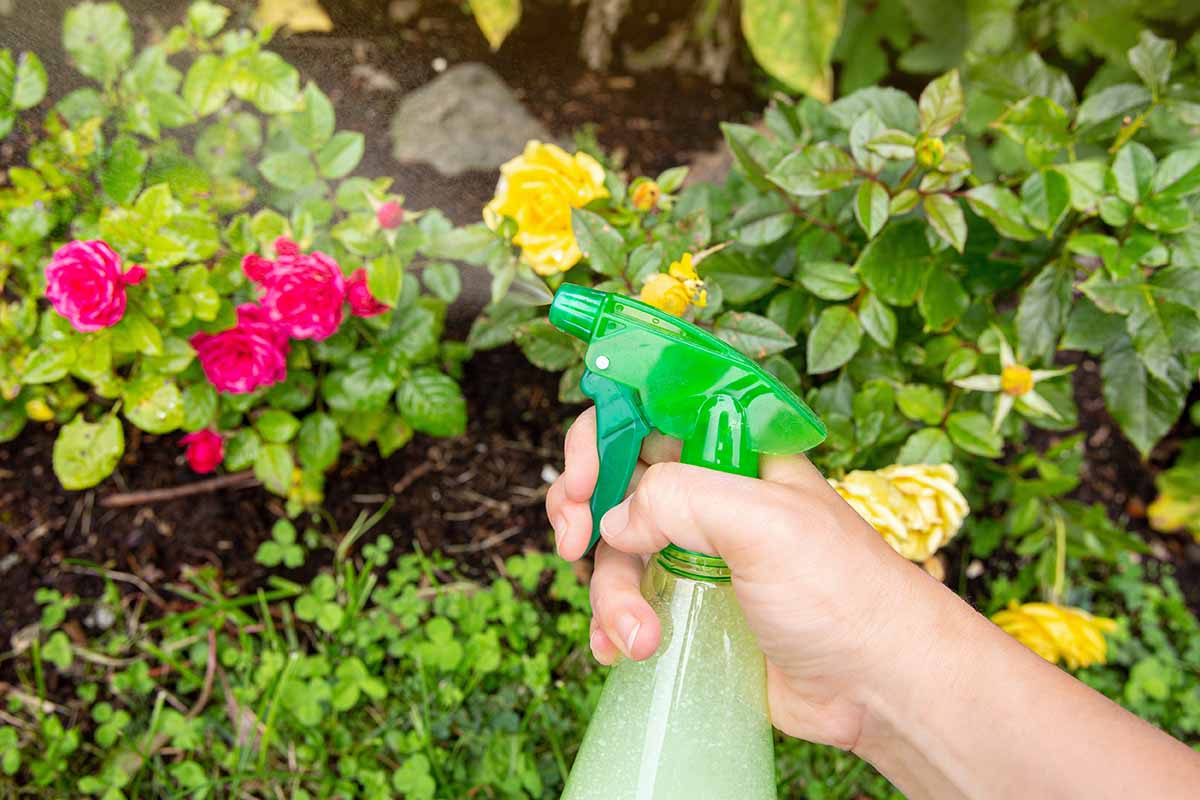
[656,544,731,583]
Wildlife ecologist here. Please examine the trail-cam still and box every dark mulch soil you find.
[0,347,576,647]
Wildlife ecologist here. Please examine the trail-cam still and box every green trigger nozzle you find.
[548,283,826,556]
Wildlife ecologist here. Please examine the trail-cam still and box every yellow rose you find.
[631,180,660,211]
[830,463,969,561]
[991,601,1118,669]
[638,253,708,316]
[640,273,691,316]
[484,141,609,276]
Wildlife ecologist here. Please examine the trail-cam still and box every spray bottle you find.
[548,284,826,800]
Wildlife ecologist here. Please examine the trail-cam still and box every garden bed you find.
[0,345,572,647]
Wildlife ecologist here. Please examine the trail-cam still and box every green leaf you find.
[700,250,775,304]
[918,266,969,332]
[1127,30,1174,96]
[767,143,857,196]
[254,443,294,495]
[181,383,218,432]
[53,414,124,490]
[63,1,133,85]
[377,415,413,457]
[255,409,300,443]
[100,135,148,204]
[259,151,317,191]
[13,52,47,110]
[182,54,230,117]
[854,181,889,239]
[798,260,859,300]
[859,291,896,348]
[396,370,467,437]
[367,252,405,307]
[1111,142,1155,205]
[918,70,963,136]
[848,110,886,172]
[1020,169,1070,235]
[1062,299,1126,354]
[187,0,230,36]
[946,411,1003,457]
[422,263,461,303]
[224,429,261,471]
[897,428,953,465]
[1150,147,1200,199]
[43,631,74,670]
[1017,264,1071,363]
[322,355,399,414]
[233,51,301,114]
[740,0,844,102]
[515,319,580,370]
[896,384,946,425]
[714,312,796,359]
[287,82,335,151]
[1126,289,1174,382]
[1102,342,1185,457]
[965,184,1037,241]
[866,129,916,161]
[570,208,624,276]
[720,122,788,189]
[923,194,966,253]
[1075,83,1151,128]
[317,131,365,179]
[806,306,863,374]
[297,412,341,471]
[1053,161,1108,212]
[468,0,521,50]
[123,377,184,434]
[828,87,919,133]
[21,342,76,384]
[854,219,934,306]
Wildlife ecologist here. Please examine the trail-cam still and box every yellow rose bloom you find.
[830,463,969,561]
[991,601,1118,669]
[632,180,660,211]
[484,141,609,276]
[639,253,708,316]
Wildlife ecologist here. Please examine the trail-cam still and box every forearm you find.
[852,566,1200,799]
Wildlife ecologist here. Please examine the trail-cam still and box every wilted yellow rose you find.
[638,253,708,316]
[830,463,969,561]
[631,180,660,211]
[992,601,1118,669]
[484,141,608,276]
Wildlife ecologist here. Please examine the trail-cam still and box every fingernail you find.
[618,614,641,656]
[551,514,567,549]
[589,628,605,657]
[600,498,631,539]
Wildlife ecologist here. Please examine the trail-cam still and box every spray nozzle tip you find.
[549,283,604,343]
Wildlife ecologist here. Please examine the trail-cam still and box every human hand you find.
[545,406,961,751]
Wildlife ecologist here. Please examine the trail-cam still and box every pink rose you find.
[346,269,389,317]
[44,240,146,332]
[376,201,404,229]
[190,303,289,394]
[242,238,346,341]
[180,430,223,474]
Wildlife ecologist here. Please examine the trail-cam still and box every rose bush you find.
[0,1,483,511]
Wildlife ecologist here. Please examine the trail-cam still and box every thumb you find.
[598,461,839,584]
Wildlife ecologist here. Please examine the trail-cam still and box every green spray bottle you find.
[548,284,826,800]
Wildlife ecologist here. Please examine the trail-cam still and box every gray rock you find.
[390,63,553,176]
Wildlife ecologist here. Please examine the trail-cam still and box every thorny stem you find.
[1051,509,1067,605]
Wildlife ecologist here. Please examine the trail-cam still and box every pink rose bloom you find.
[180,430,223,474]
[346,269,389,317]
[376,201,404,229]
[190,303,289,394]
[242,237,346,341]
[44,240,146,332]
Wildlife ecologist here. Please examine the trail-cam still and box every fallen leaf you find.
[256,0,333,33]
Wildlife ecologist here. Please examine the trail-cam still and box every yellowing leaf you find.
[469,0,521,51]
[255,0,333,33]
[741,0,846,102]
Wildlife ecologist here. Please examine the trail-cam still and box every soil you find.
[0,346,576,647]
